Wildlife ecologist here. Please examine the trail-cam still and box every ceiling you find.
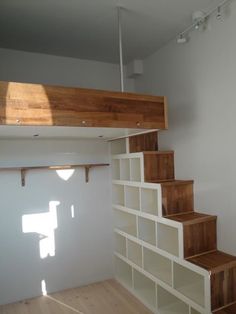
[0,126,153,140]
[0,0,222,64]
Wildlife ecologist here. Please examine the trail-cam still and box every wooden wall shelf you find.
[0,163,109,186]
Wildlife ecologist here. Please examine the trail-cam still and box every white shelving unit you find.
[112,151,211,314]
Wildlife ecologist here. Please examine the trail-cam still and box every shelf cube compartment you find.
[157,223,179,256]
[120,159,130,181]
[112,184,125,206]
[130,158,142,182]
[114,209,137,237]
[143,247,172,285]
[138,217,156,246]
[115,256,132,289]
[173,262,205,307]
[191,309,201,314]
[115,233,126,257]
[157,285,189,314]
[112,159,120,180]
[141,188,158,215]
[127,239,142,267]
[125,186,140,211]
[133,269,156,309]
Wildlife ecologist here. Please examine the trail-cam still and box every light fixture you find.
[177,34,188,44]
[175,0,230,45]
[216,6,222,19]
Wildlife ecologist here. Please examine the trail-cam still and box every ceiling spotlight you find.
[177,34,188,44]
[192,11,205,29]
[216,6,222,19]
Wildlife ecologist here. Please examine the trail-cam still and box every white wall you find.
[0,48,134,92]
[0,139,113,305]
[135,2,236,255]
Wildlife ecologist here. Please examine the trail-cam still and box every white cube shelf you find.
[157,223,179,256]
[115,233,126,257]
[173,262,205,307]
[127,239,142,267]
[120,159,130,181]
[125,186,140,211]
[114,209,137,237]
[143,247,172,286]
[141,188,158,215]
[157,285,189,314]
[112,159,120,180]
[138,217,156,246]
[112,184,125,206]
[130,158,142,181]
[191,309,202,314]
[133,269,156,309]
[115,256,132,289]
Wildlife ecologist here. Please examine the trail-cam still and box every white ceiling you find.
[0,0,222,64]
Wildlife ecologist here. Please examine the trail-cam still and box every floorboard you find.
[0,279,152,314]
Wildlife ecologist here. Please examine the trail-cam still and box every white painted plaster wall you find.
[0,48,134,92]
[135,2,236,254]
[0,139,113,305]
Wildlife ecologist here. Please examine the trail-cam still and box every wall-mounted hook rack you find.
[0,163,109,186]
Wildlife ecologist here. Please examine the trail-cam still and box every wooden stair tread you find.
[142,150,174,155]
[188,251,236,273]
[160,179,193,186]
[214,302,236,313]
[168,212,217,224]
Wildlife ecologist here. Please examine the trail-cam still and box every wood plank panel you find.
[183,218,217,258]
[211,267,236,310]
[0,81,168,129]
[161,180,194,216]
[129,131,158,153]
[214,302,236,313]
[144,151,174,182]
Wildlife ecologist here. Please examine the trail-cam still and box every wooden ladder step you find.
[168,212,217,258]
[160,180,194,217]
[188,251,236,311]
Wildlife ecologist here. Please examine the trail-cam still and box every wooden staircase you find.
[130,131,236,313]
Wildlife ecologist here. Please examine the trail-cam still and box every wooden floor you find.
[0,279,152,314]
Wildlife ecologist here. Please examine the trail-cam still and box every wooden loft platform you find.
[0,81,168,130]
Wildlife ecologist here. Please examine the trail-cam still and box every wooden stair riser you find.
[144,151,175,182]
[129,131,158,153]
[183,218,217,258]
[161,181,194,217]
[213,302,236,313]
[211,266,236,311]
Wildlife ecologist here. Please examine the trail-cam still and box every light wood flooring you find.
[0,279,152,314]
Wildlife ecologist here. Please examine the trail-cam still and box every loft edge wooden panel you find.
[129,131,158,153]
[0,81,168,129]
[161,180,194,217]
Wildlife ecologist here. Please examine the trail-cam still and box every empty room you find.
[0,1,236,314]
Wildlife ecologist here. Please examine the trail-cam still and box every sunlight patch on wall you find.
[56,169,75,181]
[22,201,60,259]
[71,205,75,218]
[41,279,48,296]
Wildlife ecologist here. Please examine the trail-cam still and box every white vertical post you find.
[117,6,125,92]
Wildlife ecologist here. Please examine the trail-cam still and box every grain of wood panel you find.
[144,151,174,182]
[214,302,236,313]
[129,131,158,153]
[0,81,168,129]
[211,267,236,310]
[161,180,194,216]
[0,279,152,314]
[183,218,217,258]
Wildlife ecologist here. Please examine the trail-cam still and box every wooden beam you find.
[0,81,168,129]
